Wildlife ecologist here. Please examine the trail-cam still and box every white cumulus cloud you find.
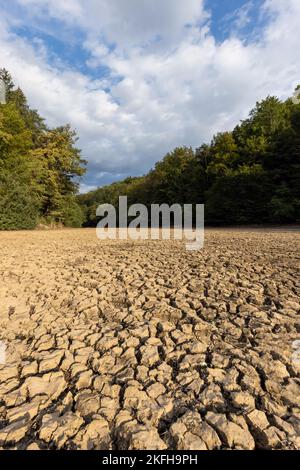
[0,0,299,189]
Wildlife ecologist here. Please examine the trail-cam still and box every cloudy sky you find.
[0,0,299,191]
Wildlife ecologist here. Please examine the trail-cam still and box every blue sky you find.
[3,1,267,77]
[209,0,267,40]
[0,0,299,191]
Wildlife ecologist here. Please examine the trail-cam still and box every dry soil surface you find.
[0,228,299,450]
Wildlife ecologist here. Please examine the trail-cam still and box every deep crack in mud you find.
[0,229,299,450]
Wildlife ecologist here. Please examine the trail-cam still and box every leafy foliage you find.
[0,69,86,230]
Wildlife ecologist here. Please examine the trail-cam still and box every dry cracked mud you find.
[0,228,299,451]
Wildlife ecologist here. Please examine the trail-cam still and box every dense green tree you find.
[145,147,199,205]
[31,126,86,223]
[205,165,271,225]
[0,68,14,101]
[0,69,86,230]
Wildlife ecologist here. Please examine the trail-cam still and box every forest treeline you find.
[79,88,300,226]
[1,68,300,229]
[0,69,86,229]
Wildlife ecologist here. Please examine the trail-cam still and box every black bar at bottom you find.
[0,450,298,466]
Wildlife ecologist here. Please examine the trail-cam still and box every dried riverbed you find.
[0,228,299,450]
